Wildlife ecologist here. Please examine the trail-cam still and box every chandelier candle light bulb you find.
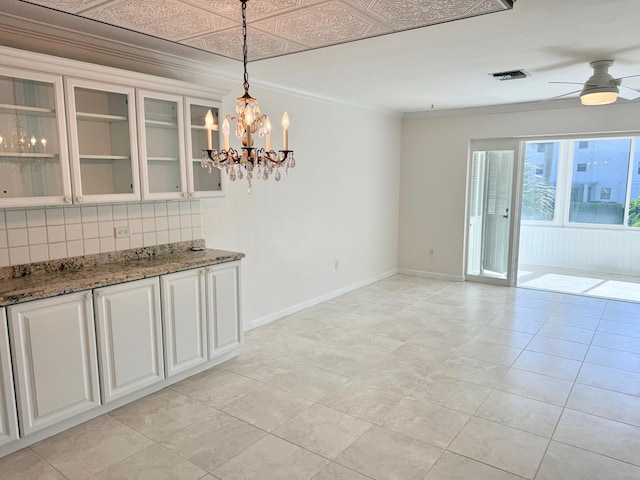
[200,0,295,193]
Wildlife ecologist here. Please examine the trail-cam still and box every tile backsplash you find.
[0,200,202,267]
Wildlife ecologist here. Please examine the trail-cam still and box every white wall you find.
[399,101,640,279]
[202,86,401,327]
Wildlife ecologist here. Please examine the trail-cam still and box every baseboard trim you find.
[244,269,399,331]
[397,269,464,282]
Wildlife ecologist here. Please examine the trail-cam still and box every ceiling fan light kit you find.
[580,60,618,105]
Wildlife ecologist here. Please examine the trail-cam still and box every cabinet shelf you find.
[76,112,128,122]
[146,119,178,127]
[148,156,179,162]
[0,103,55,115]
[79,155,130,160]
[0,152,57,158]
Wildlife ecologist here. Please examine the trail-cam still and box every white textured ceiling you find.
[5,0,640,113]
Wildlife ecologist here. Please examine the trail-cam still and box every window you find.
[522,136,640,228]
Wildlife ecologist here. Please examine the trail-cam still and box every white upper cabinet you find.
[185,97,224,198]
[65,78,140,204]
[0,67,72,207]
[137,90,188,200]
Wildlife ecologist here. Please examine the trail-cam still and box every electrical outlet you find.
[114,226,132,238]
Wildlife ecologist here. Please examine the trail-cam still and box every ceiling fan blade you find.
[542,89,582,102]
[618,85,640,100]
[617,74,640,80]
[549,81,583,85]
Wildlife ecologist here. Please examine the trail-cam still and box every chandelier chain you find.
[241,0,249,94]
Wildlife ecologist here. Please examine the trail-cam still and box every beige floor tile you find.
[537,323,595,344]
[546,312,600,330]
[424,451,523,480]
[267,362,349,401]
[537,441,640,480]
[0,450,65,480]
[512,350,582,381]
[526,335,588,360]
[31,415,154,480]
[576,363,640,396]
[406,328,469,355]
[171,369,264,408]
[602,307,640,324]
[222,384,312,431]
[381,397,469,448]
[336,426,442,480]
[584,345,640,373]
[109,388,217,442]
[436,356,510,388]
[312,462,371,480]
[162,410,266,472]
[274,404,371,459]
[410,372,491,414]
[213,435,328,480]
[372,316,428,342]
[553,302,604,319]
[89,444,205,480]
[598,320,640,338]
[0,448,32,468]
[500,304,551,322]
[224,353,298,383]
[451,340,522,366]
[448,417,548,479]
[319,381,404,423]
[591,331,640,354]
[472,326,534,348]
[554,409,640,466]
[497,368,573,406]
[489,314,544,334]
[567,383,640,427]
[475,390,562,437]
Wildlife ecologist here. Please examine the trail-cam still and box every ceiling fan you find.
[550,60,640,105]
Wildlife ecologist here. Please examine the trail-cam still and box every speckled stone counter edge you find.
[0,240,245,306]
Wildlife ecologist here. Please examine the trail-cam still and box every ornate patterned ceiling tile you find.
[181,0,326,22]
[252,1,392,49]
[183,27,307,61]
[19,0,109,14]
[350,0,511,31]
[82,0,237,41]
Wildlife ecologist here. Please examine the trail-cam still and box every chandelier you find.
[201,0,295,194]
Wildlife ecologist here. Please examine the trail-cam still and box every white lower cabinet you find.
[206,261,243,358]
[161,269,208,377]
[0,308,18,446]
[8,292,100,436]
[94,278,164,403]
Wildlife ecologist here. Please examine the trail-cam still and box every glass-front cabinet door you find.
[137,90,187,200]
[65,78,140,203]
[185,97,223,198]
[0,68,72,207]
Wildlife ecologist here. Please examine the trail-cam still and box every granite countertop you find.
[0,240,245,307]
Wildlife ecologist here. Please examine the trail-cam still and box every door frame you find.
[464,138,525,287]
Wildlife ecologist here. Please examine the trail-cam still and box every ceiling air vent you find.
[491,70,529,81]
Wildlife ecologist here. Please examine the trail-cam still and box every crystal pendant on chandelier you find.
[200,0,295,194]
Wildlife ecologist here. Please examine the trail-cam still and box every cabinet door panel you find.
[161,269,207,377]
[8,292,100,435]
[0,67,72,207]
[0,308,18,446]
[94,278,163,403]
[206,262,242,358]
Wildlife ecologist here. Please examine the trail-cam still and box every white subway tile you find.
[0,230,6,249]
[66,240,84,258]
[180,228,193,241]
[82,222,99,239]
[29,244,49,262]
[190,199,201,214]
[130,233,143,248]
[179,201,191,215]
[9,246,29,265]
[45,207,64,226]
[129,218,142,234]
[97,205,113,222]
[0,249,9,267]
[154,201,167,217]
[192,226,202,239]
[142,218,156,233]
[84,238,100,255]
[26,208,46,227]
[5,209,26,229]
[155,217,168,231]
[113,220,128,228]
[8,228,28,247]
[115,237,130,251]
[169,229,181,243]
[180,215,192,228]
[168,216,181,230]
[167,201,180,216]
[156,230,169,245]
[47,225,66,243]
[64,206,82,224]
[81,205,98,223]
[0,211,5,229]
[99,237,115,253]
[141,203,155,218]
[27,227,47,245]
[112,203,127,221]
[191,213,202,227]
[48,242,67,260]
[98,221,114,238]
[143,232,156,247]
[127,203,141,219]
[65,224,83,241]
